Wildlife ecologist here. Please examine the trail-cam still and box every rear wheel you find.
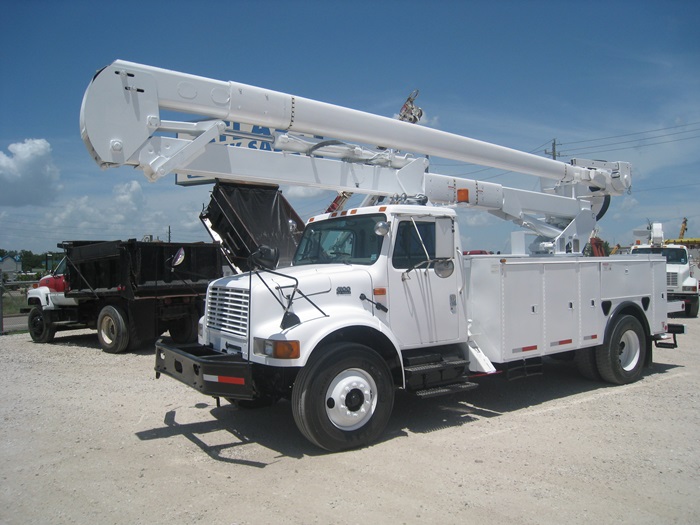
[596,315,646,385]
[28,307,56,343]
[97,305,130,354]
[292,342,394,452]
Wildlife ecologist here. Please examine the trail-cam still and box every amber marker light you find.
[271,340,300,359]
[457,189,469,203]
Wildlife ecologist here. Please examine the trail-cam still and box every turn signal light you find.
[457,189,469,203]
[259,339,300,359]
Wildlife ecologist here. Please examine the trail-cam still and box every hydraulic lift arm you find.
[80,59,632,253]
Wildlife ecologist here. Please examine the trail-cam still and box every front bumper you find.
[155,338,255,400]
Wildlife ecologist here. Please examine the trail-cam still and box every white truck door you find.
[386,218,460,346]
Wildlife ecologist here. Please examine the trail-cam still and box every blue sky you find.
[1,0,699,255]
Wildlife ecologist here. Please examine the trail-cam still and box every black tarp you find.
[200,182,305,272]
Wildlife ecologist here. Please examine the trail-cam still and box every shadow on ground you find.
[135,357,681,465]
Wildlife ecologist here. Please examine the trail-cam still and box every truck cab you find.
[630,243,699,317]
[27,257,79,309]
[199,204,463,366]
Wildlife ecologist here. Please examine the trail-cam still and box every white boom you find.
[80,59,632,253]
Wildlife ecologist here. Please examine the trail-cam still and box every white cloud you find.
[620,196,639,212]
[0,139,60,206]
[283,185,327,199]
[113,180,145,213]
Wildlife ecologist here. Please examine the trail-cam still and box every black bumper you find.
[155,338,255,400]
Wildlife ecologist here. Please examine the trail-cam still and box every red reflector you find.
[522,345,538,352]
[218,376,245,385]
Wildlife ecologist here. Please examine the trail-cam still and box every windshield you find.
[293,214,386,266]
[631,247,687,264]
[54,257,68,275]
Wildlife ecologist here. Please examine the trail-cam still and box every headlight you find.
[254,338,300,359]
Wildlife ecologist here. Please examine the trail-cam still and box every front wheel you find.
[685,296,699,318]
[292,342,394,452]
[596,315,646,385]
[169,315,198,344]
[28,306,56,343]
[97,305,130,354]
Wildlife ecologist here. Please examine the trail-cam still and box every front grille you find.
[667,272,678,287]
[206,285,249,338]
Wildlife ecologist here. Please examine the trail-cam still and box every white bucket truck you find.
[80,60,684,450]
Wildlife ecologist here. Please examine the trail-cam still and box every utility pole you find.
[545,138,560,160]
[168,226,171,243]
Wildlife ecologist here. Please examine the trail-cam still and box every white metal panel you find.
[543,263,578,353]
[578,261,603,346]
[501,262,544,360]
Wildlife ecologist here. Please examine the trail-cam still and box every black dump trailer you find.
[27,240,223,353]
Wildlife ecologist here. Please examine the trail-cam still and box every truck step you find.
[414,381,478,399]
[404,358,469,375]
[402,353,442,367]
[503,357,543,380]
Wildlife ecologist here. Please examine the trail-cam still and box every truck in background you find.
[27,240,223,352]
[630,222,699,318]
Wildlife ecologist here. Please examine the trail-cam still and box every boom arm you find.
[80,59,633,253]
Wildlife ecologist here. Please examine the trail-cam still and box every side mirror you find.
[250,245,279,270]
[171,247,186,267]
[434,259,455,278]
[374,221,390,236]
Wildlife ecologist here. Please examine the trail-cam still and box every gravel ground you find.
[1,317,698,525]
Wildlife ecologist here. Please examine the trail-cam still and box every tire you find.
[292,342,395,452]
[169,315,198,344]
[28,307,56,343]
[97,305,130,354]
[596,315,646,385]
[685,296,699,318]
[574,347,601,381]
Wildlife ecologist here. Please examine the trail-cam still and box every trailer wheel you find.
[596,315,646,385]
[292,342,394,452]
[97,305,130,354]
[28,307,56,343]
[686,297,699,318]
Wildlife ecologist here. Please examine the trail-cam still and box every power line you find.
[560,121,700,146]
[559,133,700,157]
[559,128,700,154]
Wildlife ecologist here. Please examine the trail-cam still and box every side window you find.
[392,221,435,269]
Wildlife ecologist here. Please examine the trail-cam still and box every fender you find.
[603,299,653,366]
[265,304,405,384]
[26,286,78,309]
[604,300,651,340]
